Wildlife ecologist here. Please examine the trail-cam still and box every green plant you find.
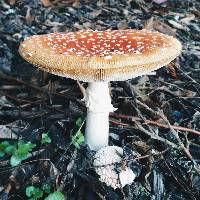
[42,184,51,194]
[75,117,83,127]
[41,133,51,144]
[0,140,36,166]
[72,118,85,149]
[72,130,84,149]
[45,191,65,200]
[26,186,43,200]
[25,185,65,200]
[10,141,36,167]
[139,185,150,197]
[0,141,15,157]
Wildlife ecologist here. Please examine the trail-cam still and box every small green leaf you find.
[1,141,10,146]
[42,184,51,194]
[45,191,65,200]
[0,151,5,157]
[41,133,51,144]
[25,186,43,199]
[5,145,15,154]
[10,155,22,167]
[26,186,35,197]
[72,130,84,149]
[75,117,83,127]
[14,141,35,159]
[0,141,10,157]
[10,141,36,167]
[33,188,43,198]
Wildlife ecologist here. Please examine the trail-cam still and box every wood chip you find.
[144,17,176,36]
[117,20,128,30]
[168,20,185,30]
[7,0,16,5]
[89,9,102,18]
[25,6,34,25]
[180,14,195,25]
[40,0,52,7]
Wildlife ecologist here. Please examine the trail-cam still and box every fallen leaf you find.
[143,17,154,30]
[40,0,52,7]
[191,9,200,17]
[7,0,16,5]
[144,17,176,36]
[89,9,102,19]
[117,20,128,30]
[25,6,34,25]
[180,14,195,25]
[72,0,81,8]
[167,63,178,79]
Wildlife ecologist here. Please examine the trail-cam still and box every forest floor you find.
[0,0,200,199]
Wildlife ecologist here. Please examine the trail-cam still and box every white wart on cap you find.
[19,29,182,82]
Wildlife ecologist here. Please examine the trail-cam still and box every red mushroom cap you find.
[19,29,182,82]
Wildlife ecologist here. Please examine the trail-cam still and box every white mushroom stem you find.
[84,82,117,150]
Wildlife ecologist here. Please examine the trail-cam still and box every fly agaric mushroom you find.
[19,29,182,150]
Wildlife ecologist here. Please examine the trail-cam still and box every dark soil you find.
[0,0,200,199]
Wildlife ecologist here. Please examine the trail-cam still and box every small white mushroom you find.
[93,146,136,189]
